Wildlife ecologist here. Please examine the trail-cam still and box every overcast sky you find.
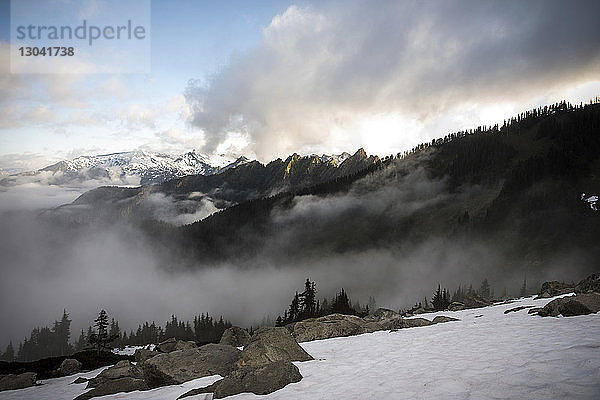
[1,0,599,171]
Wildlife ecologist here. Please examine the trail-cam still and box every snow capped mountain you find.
[11,150,252,186]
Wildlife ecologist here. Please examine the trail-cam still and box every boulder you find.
[74,377,148,400]
[536,281,574,298]
[0,372,37,392]
[463,294,492,308]
[432,316,460,324]
[504,306,534,314]
[575,272,600,294]
[402,318,434,328]
[538,293,600,317]
[58,358,82,376]
[141,344,241,388]
[178,361,302,399]
[220,326,251,348]
[448,302,466,311]
[293,314,380,342]
[157,338,197,353]
[238,327,313,368]
[86,360,143,388]
[134,348,159,364]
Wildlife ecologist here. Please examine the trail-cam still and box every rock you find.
[58,358,82,376]
[134,348,159,364]
[293,314,380,342]
[156,338,197,353]
[504,306,534,314]
[402,318,434,328]
[141,344,241,388]
[536,281,574,299]
[86,360,143,388]
[71,377,88,384]
[238,327,313,368]
[575,272,600,294]
[179,361,302,399]
[528,307,543,314]
[0,372,37,392]
[463,295,492,308]
[432,316,460,323]
[448,302,466,311]
[220,326,251,348]
[74,377,148,400]
[215,360,302,398]
[538,293,600,317]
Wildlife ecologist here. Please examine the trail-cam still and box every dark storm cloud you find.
[186,0,600,159]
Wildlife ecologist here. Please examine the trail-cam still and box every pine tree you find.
[89,309,116,356]
[479,279,490,300]
[520,277,527,297]
[1,341,14,362]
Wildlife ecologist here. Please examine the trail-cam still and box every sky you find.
[0,0,599,172]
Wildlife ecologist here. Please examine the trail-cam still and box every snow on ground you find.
[112,344,155,356]
[0,367,220,400]
[2,294,599,400]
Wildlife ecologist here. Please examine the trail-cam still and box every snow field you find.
[1,294,598,400]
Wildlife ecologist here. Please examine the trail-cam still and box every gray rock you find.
[134,348,159,364]
[432,316,460,324]
[71,377,88,384]
[141,343,241,388]
[575,272,600,294]
[58,358,82,376]
[215,360,302,398]
[402,317,434,328]
[179,361,302,399]
[504,306,534,314]
[238,327,313,368]
[74,377,148,400]
[220,326,251,348]
[538,293,600,317]
[536,281,574,299]
[0,372,37,392]
[86,360,143,388]
[293,314,380,342]
[448,302,466,311]
[528,307,543,314]
[157,338,197,353]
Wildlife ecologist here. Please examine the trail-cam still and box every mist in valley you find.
[1,153,595,350]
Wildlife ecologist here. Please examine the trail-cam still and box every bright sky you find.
[0,0,599,171]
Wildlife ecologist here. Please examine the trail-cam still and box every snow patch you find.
[581,193,598,211]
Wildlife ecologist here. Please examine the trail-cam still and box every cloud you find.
[187,0,600,160]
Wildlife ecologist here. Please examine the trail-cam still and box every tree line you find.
[3,310,231,362]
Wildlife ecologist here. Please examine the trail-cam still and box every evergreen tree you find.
[89,310,116,355]
[520,277,527,297]
[479,279,491,300]
[1,341,14,362]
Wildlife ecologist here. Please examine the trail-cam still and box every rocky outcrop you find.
[220,326,251,348]
[432,316,460,324]
[293,314,380,342]
[141,344,241,388]
[575,272,600,294]
[536,281,574,298]
[238,327,313,367]
[195,361,303,399]
[74,377,148,400]
[0,372,37,392]
[156,338,197,353]
[134,348,158,364]
[57,358,82,376]
[538,293,600,317]
[448,302,466,311]
[86,360,143,388]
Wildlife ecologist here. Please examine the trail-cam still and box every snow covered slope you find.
[1,294,598,400]
[35,150,251,185]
